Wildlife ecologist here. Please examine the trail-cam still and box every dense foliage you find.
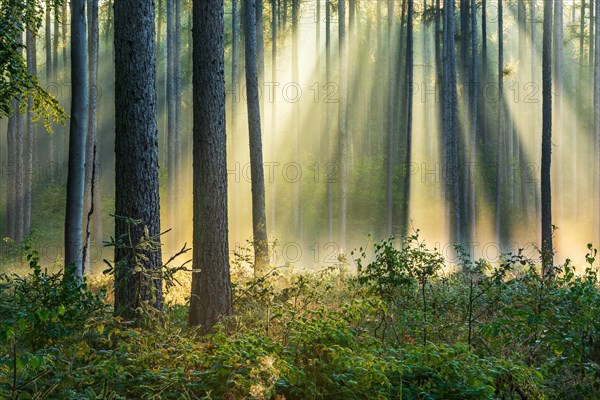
[1,236,600,399]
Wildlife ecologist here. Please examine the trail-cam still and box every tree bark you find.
[189,0,233,329]
[114,0,163,317]
[244,0,269,272]
[541,0,553,270]
[338,0,348,247]
[65,0,88,276]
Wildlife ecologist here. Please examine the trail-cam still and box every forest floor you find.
[1,234,599,399]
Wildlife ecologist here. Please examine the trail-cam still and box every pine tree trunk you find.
[65,0,88,276]
[83,0,99,274]
[541,0,554,271]
[326,0,333,242]
[495,0,504,243]
[386,0,394,237]
[443,0,460,243]
[338,0,348,247]
[244,0,269,272]
[189,0,233,329]
[232,0,241,240]
[470,0,478,240]
[401,0,413,237]
[114,0,163,317]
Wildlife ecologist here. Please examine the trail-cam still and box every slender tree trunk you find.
[65,0,88,276]
[244,0,269,272]
[443,0,460,243]
[232,0,241,240]
[541,0,553,271]
[338,0,348,247]
[401,0,414,237]
[167,0,176,234]
[189,0,233,329]
[386,0,394,237]
[495,0,504,243]
[45,2,52,81]
[554,0,563,221]
[25,29,36,239]
[270,0,277,233]
[114,0,163,317]
[256,0,265,129]
[470,0,478,240]
[83,0,99,274]
[291,0,302,241]
[326,0,333,242]
[6,113,16,240]
[62,2,68,67]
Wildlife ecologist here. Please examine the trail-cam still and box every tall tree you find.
[114,0,163,317]
[469,0,478,240]
[83,0,100,272]
[326,0,333,242]
[232,0,241,239]
[442,0,460,243]
[386,0,394,237]
[541,0,553,271]
[244,0,269,271]
[401,0,414,237]
[554,0,563,219]
[338,0,348,247]
[189,0,233,328]
[495,0,504,243]
[64,0,88,276]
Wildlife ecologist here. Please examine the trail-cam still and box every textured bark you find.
[244,0,269,271]
[401,0,414,237]
[83,0,100,274]
[541,0,553,270]
[65,0,88,276]
[114,0,162,317]
[443,0,460,243]
[338,0,348,247]
[189,0,233,328]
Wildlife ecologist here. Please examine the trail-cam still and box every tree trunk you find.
[6,113,16,240]
[470,0,478,240]
[326,0,333,242]
[114,0,163,317]
[189,0,233,329]
[401,0,414,237]
[244,0,269,272]
[45,2,52,81]
[83,0,100,274]
[167,0,176,234]
[541,0,553,270]
[554,0,563,221]
[25,29,36,239]
[338,0,348,247]
[495,0,504,243]
[232,0,241,240]
[443,0,460,243]
[65,0,88,276]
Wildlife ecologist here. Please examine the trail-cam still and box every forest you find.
[1,0,600,398]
